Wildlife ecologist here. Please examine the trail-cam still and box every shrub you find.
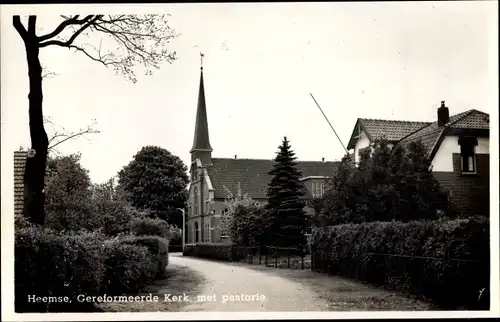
[130,217,179,240]
[15,226,105,312]
[100,240,156,294]
[14,213,30,230]
[229,203,268,248]
[91,180,133,236]
[318,140,451,225]
[120,235,170,277]
[310,216,490,309]
[44,154,99,232]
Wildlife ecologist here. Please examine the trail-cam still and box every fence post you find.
[259,247,262,265]
[288,247,291,268]
[274,247,278,268]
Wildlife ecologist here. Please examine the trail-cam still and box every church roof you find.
[190,68,213,153]
[206,158,339,200]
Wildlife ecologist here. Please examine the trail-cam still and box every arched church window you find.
[194,221,199,243]
[193,187,198,215]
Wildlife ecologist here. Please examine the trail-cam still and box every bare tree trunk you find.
[20,16,49,225]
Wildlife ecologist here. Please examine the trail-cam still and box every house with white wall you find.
[346,101,490,217]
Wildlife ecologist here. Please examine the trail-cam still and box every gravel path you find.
[170,254,328,311]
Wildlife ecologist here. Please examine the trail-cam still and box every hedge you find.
[130,217,170,238]
[15,227,171,313]
[119,235,170,277]
[15,226,106,312]
[183,243,247,262]
[310,216,490,310]
[183,243,308,261]
[100,241,156,294]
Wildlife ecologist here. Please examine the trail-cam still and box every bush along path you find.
[14,222,173,313]
[97,259,206,312]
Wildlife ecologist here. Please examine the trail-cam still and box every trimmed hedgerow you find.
[183,243,246,262]
[15,226,106,312]
[119,235,170,277]
[100,239,156,294]
[310,216,490,310]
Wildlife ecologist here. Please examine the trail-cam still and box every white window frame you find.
[312,181,324,198]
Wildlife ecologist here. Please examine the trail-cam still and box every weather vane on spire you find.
[200,52,204,70]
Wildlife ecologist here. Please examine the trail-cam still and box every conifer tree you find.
[265,137,307,248]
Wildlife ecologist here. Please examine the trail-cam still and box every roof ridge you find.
[360,118,431,124]
[212,157,339,163]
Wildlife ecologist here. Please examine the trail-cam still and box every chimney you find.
[322,157,325,163]
[437,101,450,127]
[234,155,237,159]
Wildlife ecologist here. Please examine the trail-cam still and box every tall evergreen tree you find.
[265,137,307,248]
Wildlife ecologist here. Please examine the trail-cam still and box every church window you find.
[194,221,199,243]
[193,187,199,215]
[204,223,211,242]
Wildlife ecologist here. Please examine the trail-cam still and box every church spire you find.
[190,53,213,164]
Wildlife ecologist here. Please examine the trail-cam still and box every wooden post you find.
[288,247,291,268]
[274,247,278,268]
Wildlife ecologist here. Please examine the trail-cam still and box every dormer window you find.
[458,137,477,173]
[311,180,325,198]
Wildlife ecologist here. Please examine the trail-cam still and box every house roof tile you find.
[347,118,430,149]
[360,119,431,142]
[398,109,489,155]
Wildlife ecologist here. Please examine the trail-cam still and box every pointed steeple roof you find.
[190,64,213,153]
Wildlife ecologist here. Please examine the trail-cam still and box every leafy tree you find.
[319,139,450,225]
[393,141,451,221]
[44,153,97,231]
[318,153,361,225]
[229,203,267,248]
[117,146,189,223]
[90,177,132,236]
[13,15,178,225]
[265,136,307,248]
[220,183,260,238]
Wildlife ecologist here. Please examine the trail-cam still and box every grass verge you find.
[97,262,206,312]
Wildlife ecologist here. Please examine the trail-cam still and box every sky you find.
[1,2,498,210]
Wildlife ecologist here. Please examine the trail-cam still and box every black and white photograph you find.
[1,1,498,320]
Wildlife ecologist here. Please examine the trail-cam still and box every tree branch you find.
[37,15,93,42]
[48,128,100,150]
[13,16,28,41]
[44,116,101,153]
[39,15,103,48]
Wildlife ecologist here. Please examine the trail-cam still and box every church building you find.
[186,64,339,244]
